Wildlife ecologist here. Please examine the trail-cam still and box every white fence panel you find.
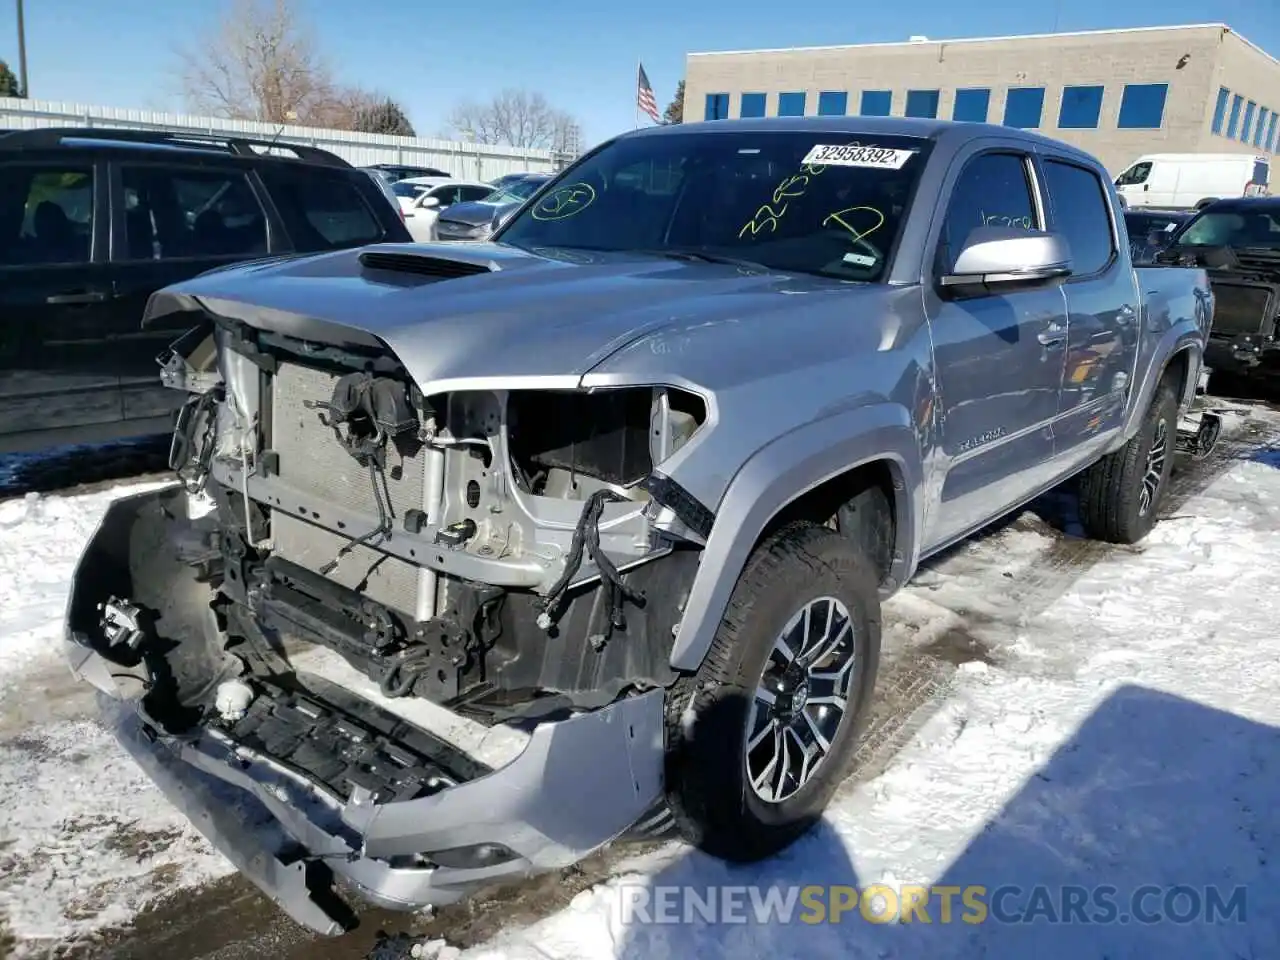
[0,97,561,181]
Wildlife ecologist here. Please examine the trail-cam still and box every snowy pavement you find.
[2,403,1280,958]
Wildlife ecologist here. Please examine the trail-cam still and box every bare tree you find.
[175,0,337,124]
[447,89,581,151]
[550,113,582,155]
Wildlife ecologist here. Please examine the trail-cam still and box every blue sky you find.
[0,0,1276,149]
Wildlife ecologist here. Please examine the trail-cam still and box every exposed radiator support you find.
[419,445,446,621]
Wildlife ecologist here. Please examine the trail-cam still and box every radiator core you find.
[269,360,428,617]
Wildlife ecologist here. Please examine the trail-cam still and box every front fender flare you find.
[668,403,923,673]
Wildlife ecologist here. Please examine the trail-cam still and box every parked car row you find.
[392,174,552,242]
[363,163,556,242]
[432,173,552,242]
[392,177,494,240]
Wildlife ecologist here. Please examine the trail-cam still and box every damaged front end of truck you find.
[62,249,718,934]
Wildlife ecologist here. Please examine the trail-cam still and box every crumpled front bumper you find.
[63,487,667,936]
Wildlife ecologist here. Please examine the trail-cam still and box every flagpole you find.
[635,59,641,129]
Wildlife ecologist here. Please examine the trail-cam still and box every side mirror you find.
[1147,229,1173,249]
[939,228,1072,296]
[419,195,441,209]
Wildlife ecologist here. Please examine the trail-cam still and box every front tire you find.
[663,521,881,862]
[1078,376,1178,544]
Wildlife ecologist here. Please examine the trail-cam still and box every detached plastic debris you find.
[411,939,460,960]
[367,933,460,960]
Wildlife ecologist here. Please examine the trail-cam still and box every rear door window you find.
[260,170,390,251]
[0,164,95,266]
[119,165,268,260]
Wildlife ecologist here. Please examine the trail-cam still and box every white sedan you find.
[393,178,498,242]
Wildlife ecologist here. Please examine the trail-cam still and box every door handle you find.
[46,291,108,304]
[1037,325,1067,346]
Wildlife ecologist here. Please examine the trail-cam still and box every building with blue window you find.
[683,23,1280,176]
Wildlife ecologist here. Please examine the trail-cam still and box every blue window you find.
[1268,113,1279,152]
[905,89,940,118]
[1117,83,1168,129]
[1211,87,1230,134]
[704,93,730,121]
[860,90,892,116]
[777,91,806,117]
[952,88,990,122]
[817,91,848,116]
[1058,85,1105,128]
[1227,94,1243,137]
[739,92,766,118]
[1241,100,1256,142]
[1256,108,1271,147]
[1004,87,1045,128]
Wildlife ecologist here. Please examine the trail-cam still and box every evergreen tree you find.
[663,80,684,124]
[0,60,24,98]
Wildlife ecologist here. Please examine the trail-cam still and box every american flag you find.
[637,64,661,123]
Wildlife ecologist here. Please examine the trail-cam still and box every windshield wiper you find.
[637,248,771,271]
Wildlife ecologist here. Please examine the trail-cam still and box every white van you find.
[1113,153,1270,210]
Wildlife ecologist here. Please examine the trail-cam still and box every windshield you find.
[1125,213,1183,235]
[392,182,429,198]
[1172,206,1280,250]
[486,178,546,204]
[496,130,931,281]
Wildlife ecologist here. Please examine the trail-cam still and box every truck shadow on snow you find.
[879,419,1271,689]
[615,684,1278,960]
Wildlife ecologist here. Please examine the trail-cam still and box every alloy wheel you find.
[744,596,859,804]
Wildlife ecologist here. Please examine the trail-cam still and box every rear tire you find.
[663,521,881,862]
[1078,376,1178,544]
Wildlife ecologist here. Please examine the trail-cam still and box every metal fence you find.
[0,97,562,181]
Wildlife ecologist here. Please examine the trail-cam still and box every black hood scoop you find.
[359,250,494,280]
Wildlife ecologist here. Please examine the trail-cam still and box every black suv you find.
[0,127,412,454]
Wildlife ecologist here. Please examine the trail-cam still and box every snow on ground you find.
[2,408,1280,958]
[0,479,528,953]
[0,481,237,948]
[454,416,1280,960]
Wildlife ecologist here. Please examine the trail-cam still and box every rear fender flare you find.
[1121,326,1204,446]
[668,403,923,673]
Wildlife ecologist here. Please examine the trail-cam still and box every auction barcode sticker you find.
[802,144,917,169]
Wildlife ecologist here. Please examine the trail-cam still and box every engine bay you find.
[147,312,713,727]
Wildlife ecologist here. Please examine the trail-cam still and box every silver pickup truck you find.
[63,117,1211,935]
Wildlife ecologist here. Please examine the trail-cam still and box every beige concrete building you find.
[683,23,1280,176]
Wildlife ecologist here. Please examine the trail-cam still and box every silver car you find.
[64,116,1207,936]
[433,174,551,241]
